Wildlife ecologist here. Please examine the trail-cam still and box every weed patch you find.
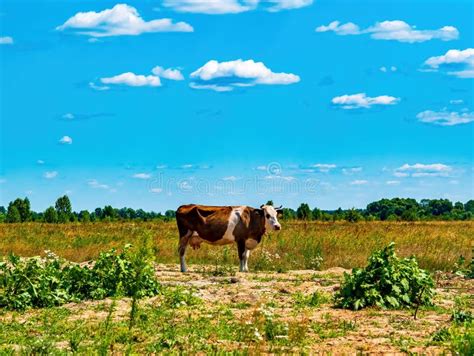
[335,242,434,310]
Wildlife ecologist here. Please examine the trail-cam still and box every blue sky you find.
[0,0,473,212]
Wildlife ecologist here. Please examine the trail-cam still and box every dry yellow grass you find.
[0,221,472,271]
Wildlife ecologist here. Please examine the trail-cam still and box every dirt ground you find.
[148,264,473,354]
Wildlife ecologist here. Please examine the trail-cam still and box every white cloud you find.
[256,165,267,171]
[380,66,397,72]
[222,176,239,181]
[395,163,452,178]
[89,81,110,91]
[133,173,152,179]
[316,20,458,43]
[163,0,254,14]
[423,48,474,78]
[316,21,360,35]
[152,66,184,80]
[150,188,163,193]
[162,0,312,14]
[332,93,399,109]
[96,65,185,88]
[62,113,75,120]
[59,136,73,144]
[156,164,167,169]
[101,72,161,87]
[350,180,368,185]
[57,4,193,37]
[0,36,13,45]
[178,180,193,191]
[267,0,313,12]
[190,59,300,91]
[44,171,58,179]
[450,99,464,105]
[342,167,362,175]
[189,82,233,92]
[264,175,295,181]
[417,109,474,126]
[37,160,45,165]
[311,163,337,172]
[88,179,110,189]
[386,180,400,185]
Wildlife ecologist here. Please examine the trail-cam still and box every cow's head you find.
[260,204,283,231]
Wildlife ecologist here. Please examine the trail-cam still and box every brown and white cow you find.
[176,204,282,272]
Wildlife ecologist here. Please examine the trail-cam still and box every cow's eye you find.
[266,214,270,219]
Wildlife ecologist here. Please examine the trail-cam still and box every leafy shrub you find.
[335,242,434,310]
[453,250,474,279]
[452,309,473,324]
[0,244,159,310]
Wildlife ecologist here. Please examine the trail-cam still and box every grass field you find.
[1,221,473,354]
[1,221,472,271]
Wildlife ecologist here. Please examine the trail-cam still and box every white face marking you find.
[261,205,281,231]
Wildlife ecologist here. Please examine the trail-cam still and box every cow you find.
[176,204,283,272]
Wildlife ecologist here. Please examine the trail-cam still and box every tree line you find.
[1,196,176,223]
[1,196,473,223]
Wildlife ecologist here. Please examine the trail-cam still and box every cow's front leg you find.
[237,240,247,272]
[243,249,250,272]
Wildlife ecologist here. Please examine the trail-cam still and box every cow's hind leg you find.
[178,230,192,272]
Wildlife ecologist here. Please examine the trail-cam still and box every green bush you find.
[453,250,474,279]
[335,242,434,310]
[0,244,159,311]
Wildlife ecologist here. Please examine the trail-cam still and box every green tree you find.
[401,208,419,221]
[312,208,322,220]
[425,199,453,216]
[55,195,72,223]
[103,205,117,220]
[464,200,474,214]
[266,200,274,206]
[44,206,58,223]
[281,208,297,220]
[345,208,363,222]
[0,206,5,223]
[7,198,31,222]
[79,210,91,222]
[296,203,312,220]
[164,210,176,221]
[6,205,21,223]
